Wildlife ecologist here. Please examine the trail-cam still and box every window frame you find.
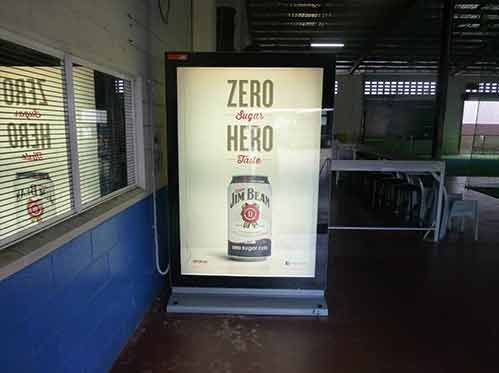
[0,30,143,250]
[67,55,140,212]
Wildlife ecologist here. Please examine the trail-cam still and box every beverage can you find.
[228,175,271,261]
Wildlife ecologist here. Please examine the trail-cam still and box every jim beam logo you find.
[230,187,270,229]
[27,198,44,222]
[226,80,274,165]
[241,203,259,228]
[15,172,56,223]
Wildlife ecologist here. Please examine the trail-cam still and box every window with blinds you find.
[73,66,136,206]
[0,37,137,249]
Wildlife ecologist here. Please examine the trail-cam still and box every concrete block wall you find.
[0,193,166,372]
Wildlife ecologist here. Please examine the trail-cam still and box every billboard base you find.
[166,287,328,316]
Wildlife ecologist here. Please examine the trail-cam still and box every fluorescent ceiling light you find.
[310,43,344,48]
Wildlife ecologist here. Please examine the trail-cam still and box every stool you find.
[448,200,479,240]
[395,183,423,224]
[377,176,407,210]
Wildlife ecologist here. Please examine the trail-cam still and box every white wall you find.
[0,0,193,189]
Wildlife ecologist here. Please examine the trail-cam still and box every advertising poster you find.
[177,67,324,277]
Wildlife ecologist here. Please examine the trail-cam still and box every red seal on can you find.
[27,198,44,221]
[241,203,260,227]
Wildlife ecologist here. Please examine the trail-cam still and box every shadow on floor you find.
[111,190,499,373]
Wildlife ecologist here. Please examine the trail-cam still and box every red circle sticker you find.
[27,198,44,220]
[241,203,260,224]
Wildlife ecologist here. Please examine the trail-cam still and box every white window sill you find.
[0,188,148,281]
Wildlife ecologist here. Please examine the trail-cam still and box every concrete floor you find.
[111,189,499,373]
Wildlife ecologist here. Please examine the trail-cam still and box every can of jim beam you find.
[228,175,271,261]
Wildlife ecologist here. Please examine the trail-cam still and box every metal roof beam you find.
[453,36,499,74]
[453,3,499,75]
[348,0,421,75]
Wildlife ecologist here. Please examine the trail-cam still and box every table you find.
[330,160,446,242]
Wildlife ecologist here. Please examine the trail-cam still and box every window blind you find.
[0,39,74,243]
[0,37,137,249]
[73,66,136,206]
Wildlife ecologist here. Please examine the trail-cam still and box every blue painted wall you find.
[0,190,168,373]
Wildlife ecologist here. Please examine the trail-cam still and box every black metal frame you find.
[165,52,335,290]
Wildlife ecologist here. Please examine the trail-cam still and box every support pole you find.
[191,0,216,52]
[432,0,455,159]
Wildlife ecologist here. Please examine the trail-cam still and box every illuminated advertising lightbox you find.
[167,53,334,287]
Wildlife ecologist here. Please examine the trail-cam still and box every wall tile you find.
[92,217,120,259]
[1,322,34,372]
[53,233,92,287]
[109,243,130,279]
[0,255,54,327]
[31,333,63,373]
[26,253,111,357]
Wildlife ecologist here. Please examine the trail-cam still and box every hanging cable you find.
[159,0,171,24]
[149,79,170,275]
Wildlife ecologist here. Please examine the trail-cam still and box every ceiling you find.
[246,0,499,75]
